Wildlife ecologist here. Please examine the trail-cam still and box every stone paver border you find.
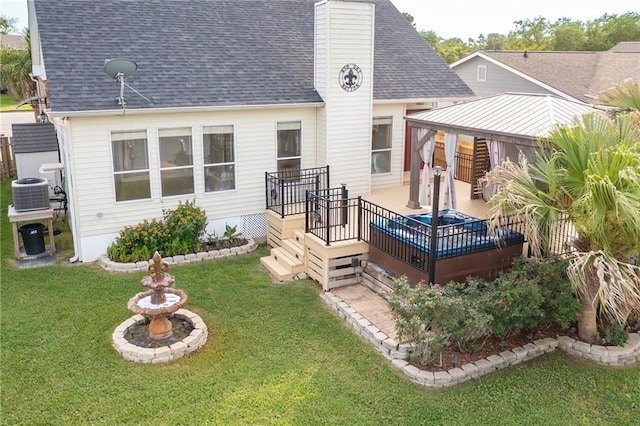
[321,291,640,388]
[112,309,208,364]
[99,239,258,273]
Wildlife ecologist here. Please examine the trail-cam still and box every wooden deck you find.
[366,178,488,218]
[262,179,495,290]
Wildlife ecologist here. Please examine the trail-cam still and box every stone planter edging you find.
[112,309,208,364]
[321,291,640,388]
[99,238,258,273]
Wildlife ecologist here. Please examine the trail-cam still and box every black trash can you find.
[19,223,46,255]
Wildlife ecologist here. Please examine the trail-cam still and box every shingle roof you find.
[0,34,26,49]
[406,93,599,143]
[33,0,472,113]
[11,123,59,154]
[481,44,640,102]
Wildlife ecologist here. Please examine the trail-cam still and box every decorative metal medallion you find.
[339,64,363,92]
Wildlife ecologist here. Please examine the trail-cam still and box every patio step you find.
[281,238,304,261]
[260,256,295,282]
[270,247,305,274]
[293,229,306,244]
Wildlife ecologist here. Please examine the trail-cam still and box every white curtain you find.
[487,139,506,170]
[443,132,458,209]
[419,133,435,206]
[486,139,506,199]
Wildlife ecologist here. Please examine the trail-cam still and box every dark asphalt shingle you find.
[34,0,472,113]
[11,123,59,154]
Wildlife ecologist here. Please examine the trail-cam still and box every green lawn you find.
[0,93,32,111]
[1,179,639,425]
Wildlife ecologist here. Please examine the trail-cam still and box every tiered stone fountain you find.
[112,252,208,363]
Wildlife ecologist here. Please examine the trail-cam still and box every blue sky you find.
[3,0,639,40]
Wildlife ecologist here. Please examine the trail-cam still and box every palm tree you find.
[481,100,640,343]
[0,29,37,115]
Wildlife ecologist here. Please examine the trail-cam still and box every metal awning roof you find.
[405,93,600,146]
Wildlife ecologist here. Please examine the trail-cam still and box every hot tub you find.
[368,209,525,284]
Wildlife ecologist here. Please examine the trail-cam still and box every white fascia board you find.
[46,101,325,119]
[374,96,475,105]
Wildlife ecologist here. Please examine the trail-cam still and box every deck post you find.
[428,166,443,285]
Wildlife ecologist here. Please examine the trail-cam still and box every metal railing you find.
[302,186,580,279]
[265,166,329,218]
[434,142,473,183]
[305,185,360,245]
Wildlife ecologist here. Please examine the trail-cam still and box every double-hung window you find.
[159,127,194,197]
[276,121,301,176]
[111,130,151,201]
[371,117,392,174]
[203,125,235,192]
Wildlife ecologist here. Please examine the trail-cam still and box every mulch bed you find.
[413,323,578,371]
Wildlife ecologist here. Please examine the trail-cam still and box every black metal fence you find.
[305,189,525,250]
[434,142,474,183]
[265,166,330,218]
[302,186,577,280]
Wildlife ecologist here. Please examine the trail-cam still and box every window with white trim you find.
[159,127,194,197]
[477,65,487,82]
[203,125,235,192]
[371,117,392,174]
[111,130,151,201]
[276,121,301,175]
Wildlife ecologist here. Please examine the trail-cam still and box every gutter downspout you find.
[51,115,80,263]
[28,73,46,122]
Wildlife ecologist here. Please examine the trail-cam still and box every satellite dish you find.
[103,58,150,109]
[104,59,138,80]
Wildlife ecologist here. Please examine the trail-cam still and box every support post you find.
[428,166,443,285]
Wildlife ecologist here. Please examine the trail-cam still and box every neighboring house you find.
[451,42,640,103]
[28,0,472,262]
[0,34,26,50]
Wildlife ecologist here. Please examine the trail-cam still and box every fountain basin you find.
[112,309,208,363]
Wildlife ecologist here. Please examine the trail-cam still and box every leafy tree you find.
[0,29,37,116]
[0,14,17,35]
[486,33,507,51]
[481,84,640,343]
[420,31,470,64]
[584,13,640,51]
[505,17,552,50]
[551,20,586,51]
[437,38,471,64]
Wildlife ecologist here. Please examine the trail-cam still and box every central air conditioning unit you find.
[12,178,50,212]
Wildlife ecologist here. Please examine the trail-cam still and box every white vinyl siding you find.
[65,107,317,261]
[319,1,375,196]
[371,104,405,189]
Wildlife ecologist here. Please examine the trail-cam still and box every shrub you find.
[107,200,207,262]
[600,324,629,346]
[388,278,444,365]
[389,257,582,365]
[222,223,243,244]
[163,200,207,252]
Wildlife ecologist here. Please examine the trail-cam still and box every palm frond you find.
[597,78,640,112]
[568,251,640,325]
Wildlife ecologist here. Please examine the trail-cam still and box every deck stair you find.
[260,231,306,282]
